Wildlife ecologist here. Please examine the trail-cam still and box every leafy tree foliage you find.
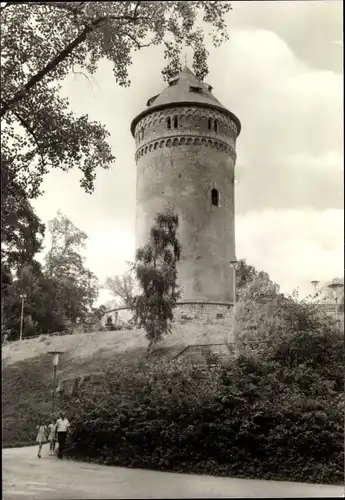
[133,210,181,350]
[235,258,271,297]
[1,211,99,340]
[62,262,344,479]
[3,257,343,484]
[234,262,342,361]
[106,271,136,309]
[1,161,45,271]
[64,323,344,484]
[1,1,232,197]
[44,211,99,324]
[1,161,48,340]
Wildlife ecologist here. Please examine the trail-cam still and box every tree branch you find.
[0,1,86,14]
[124,31,157,50]
[1,10,145,119]
[133,1,142,19]
[71,64,98,88]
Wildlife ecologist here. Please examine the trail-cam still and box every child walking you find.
[36,419,47,458]
[47,419,57,456]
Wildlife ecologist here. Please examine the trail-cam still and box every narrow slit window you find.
[211,188,219,206]
[169,78,179,87]
[141,128,144,140]
[208,118,212,130]
[214,119,218,132]
[173,115,178,128]
[167,117,171,129]
[189,86,202,93]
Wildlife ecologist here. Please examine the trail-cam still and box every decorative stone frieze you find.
[135,135,237,162]
[134,106,238,151]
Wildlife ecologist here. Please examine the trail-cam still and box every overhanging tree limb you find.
[0,10,144,119]
[1,1,87,13]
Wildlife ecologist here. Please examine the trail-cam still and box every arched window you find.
[167,117,171,129]
[173,115,178,128]
[211,188,219,206]
[214,119,218,133]
[208,118,212,130]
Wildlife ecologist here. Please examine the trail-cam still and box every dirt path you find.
[2,446,344,499]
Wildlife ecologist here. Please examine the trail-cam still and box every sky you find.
[32,1,343,305]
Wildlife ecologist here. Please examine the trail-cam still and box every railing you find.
[317,303,344,314]
[171,343,232,361]
[2,326,108,343]
[101,301,233,318]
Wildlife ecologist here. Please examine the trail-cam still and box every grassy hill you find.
[2,321,229,448]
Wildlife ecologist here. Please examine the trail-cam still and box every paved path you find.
[2,446,344,499]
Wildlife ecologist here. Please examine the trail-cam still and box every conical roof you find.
[131,66,241,136]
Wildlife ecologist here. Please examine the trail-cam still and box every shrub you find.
[64,343,344,485]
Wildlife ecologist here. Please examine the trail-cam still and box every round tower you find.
[130,66,241,315]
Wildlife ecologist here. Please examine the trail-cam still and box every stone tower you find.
[130,66,241,316]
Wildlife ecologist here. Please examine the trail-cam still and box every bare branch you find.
[71,64,97,89]
[124,31,157,50]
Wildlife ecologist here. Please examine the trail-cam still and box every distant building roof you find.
[131,66,241,137]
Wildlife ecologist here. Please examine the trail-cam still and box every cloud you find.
[86,229,135,283]
[207,29,342,213]
[237,208,344,296]
[227,0,343,74]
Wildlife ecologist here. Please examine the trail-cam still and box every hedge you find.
[63,330,344,485]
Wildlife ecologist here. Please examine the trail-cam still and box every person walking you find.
[56,412,70,459]
[36,419,47,458]
[47,418,57,456]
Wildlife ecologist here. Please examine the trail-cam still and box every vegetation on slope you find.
[60,272,344,485]
[2,321,227,448]
[3,266,343,485]
[63,327,344,485]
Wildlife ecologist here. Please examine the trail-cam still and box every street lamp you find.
[327,280,344,321]
[310,280,320,298]
[229,259,239,343]
[19,293,27,341]
[48,350,64,413]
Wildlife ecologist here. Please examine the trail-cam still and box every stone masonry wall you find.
[174,302,233,323]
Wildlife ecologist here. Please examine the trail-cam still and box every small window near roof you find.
[173,115,178,128]
[167,117,171,129]
[214,119,218,133]
[211,188,219,207]
[146,94,159,107]
[208,118,212,130]
[190,86,202,93]
[169,78,179,87]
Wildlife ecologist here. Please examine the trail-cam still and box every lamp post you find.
[19,293,27,341]
[327,280,344,321]
[48,350,64,413]
[310,280,320,298]
[229,258,239,343]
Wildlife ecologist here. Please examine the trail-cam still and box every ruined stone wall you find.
[134,106,238,304]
